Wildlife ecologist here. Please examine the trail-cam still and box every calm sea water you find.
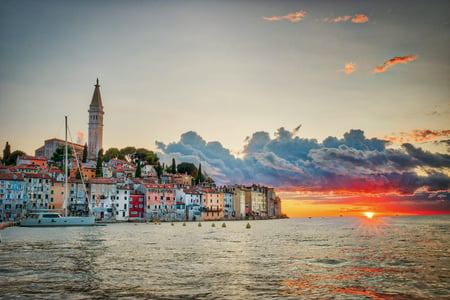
[0,216,449,299]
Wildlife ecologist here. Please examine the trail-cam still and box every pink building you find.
[140,184,176,220]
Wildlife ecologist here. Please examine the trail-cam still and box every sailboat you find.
[20,116,96,227]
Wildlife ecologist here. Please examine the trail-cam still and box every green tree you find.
[103,147,121,162]
[177,162,198,177]
[75,168,82,180]
[96,149,103,177]
[51,146,73,168]
[196,163,204,184]
[2,142,11,164]
[155,162,163,178]
[135,160,142,178]
[133,148,159,165]
[171,158,177,174]
[119,146,137,162]
[5,150,26,166]
[82,143,88,163]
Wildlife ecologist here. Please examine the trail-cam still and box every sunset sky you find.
[1,0,449,217]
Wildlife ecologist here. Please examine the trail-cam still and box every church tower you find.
[88,78,104,158]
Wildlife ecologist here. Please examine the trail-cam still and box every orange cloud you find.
[323,15,351,23]
[338,62,357,74]
[263,11,306,22]
[324,14,368,23]
[76,131,85,144]
[372,55,418,73]
[352,14,369,23]
[383,129,450,144]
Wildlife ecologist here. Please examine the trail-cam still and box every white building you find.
[176,188,203,221]
[114,185,132,221]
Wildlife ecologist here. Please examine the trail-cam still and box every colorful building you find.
[129,193,145,220]
[0,173,26,222]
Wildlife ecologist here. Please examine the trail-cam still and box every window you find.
[51,190,54,194]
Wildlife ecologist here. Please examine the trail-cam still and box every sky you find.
[1,0,449,217]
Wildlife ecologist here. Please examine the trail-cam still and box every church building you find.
[88,78,104,158]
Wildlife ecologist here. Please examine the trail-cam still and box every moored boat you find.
[20,212,95,227]
[20,116,96,227]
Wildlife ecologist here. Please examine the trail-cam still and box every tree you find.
[133,148,159,165]
[135,160,142,178]
[2,142,11,164]
[103,147,121,162]
[51,146,73,169]
[96,149,103,177]
[155,162,163,178]
[177,162,198,177]
[75,168,82,180]
[119,146,137,162]
[196,163,204,184]
[171,158,177,174]
[5,150,26,166]
[82,143,88,163]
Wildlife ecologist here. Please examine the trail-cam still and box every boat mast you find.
[64,116,69,216]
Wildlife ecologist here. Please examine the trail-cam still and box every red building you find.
[129,193,145,219]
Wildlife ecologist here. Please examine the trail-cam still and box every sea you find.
[0,216,449,299]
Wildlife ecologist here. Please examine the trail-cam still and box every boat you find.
[19,212,95,227]
[20,116,96,227]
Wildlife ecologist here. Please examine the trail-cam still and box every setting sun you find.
[364,212,375,219]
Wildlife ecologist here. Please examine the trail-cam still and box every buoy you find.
[198,222,202,227]
[212,223,216,227]
[222,223,226,228]
[182,222,186,226]
[246,223,251,229]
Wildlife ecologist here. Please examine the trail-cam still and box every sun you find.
[364,212,375,219]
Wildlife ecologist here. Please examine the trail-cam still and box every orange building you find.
[202,189,224,220]
[16,155,48,169]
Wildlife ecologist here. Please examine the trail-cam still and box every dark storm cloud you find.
[156,128,450,194]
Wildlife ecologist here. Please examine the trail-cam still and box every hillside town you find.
[0,79,283,224]
[0,154,283,223]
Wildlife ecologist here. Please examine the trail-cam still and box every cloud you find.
[323,14,369,23]
[76,131,85,144]
[156,128,450,197]
[372,55,418,73]
[352,14,369,23]
[263,11,306,22]
[383,129,450,144]
[338,62,357,74]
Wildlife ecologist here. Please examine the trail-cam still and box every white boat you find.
[19,212,95,227]
[20,116,96,227]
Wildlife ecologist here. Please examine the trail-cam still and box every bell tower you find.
[88,78,104,158]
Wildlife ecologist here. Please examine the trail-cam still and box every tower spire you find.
[88,79,104,158]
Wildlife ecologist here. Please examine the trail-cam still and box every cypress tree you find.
[171,158,176,174]
[155,162,163,178]
[2,142,11,164]
[135,160,142,178]
[82,143,88,163]
[96,149,103,177]
[196,163,204,184]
